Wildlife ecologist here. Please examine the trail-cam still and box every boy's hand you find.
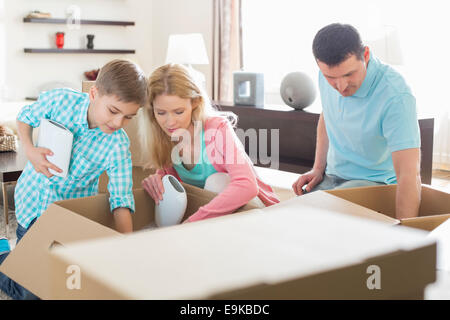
[142,174,165,205]
[26,146,63,178]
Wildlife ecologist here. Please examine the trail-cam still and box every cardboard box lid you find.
[0,185,260,299]
[326,184,450,220]
[273,190,399,225]
[49,200,435,299]
[427,218,450,271]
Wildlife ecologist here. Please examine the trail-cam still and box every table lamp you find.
[165,33,209,89]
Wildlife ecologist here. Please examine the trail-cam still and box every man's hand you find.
[292,168,324,195]
[26,146,62,178]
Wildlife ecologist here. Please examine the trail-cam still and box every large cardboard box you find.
[0,166,441,300]
[324,184,450,271]
[0,184,259,299]
[46,198,436,299]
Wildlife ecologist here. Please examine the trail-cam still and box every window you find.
[242,0,450,116]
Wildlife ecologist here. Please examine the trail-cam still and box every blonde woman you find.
[139,63,279,223]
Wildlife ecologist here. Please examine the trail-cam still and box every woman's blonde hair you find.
[139,63,229,169]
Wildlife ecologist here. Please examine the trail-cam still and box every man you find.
[292,23,421,219]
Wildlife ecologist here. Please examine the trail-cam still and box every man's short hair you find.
[312,23,365,67]
[95,59,148,107]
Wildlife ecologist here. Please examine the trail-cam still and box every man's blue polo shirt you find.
[318,54,420,184]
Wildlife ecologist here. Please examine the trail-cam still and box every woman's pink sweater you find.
[155,116,280,222]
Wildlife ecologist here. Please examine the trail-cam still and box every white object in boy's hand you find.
[155,175,187,227]
[37,119,73,178]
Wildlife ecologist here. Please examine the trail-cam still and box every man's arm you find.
[292,113,329,194]
[312,113,329,174]
[113,207,133,233]
[392,148,421,219]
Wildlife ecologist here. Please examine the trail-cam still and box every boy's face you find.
[88,86,140,134]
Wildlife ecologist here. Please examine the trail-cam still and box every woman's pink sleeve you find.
[187,121,259,222]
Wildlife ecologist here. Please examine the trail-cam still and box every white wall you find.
[2,0,153,100]
[151,0,213,96]
[1,0,214,100]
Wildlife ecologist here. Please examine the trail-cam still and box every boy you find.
[0,59,148,299]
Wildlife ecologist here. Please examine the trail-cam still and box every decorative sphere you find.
[280,72,316,110]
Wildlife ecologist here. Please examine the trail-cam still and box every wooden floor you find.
[431,170,450,192]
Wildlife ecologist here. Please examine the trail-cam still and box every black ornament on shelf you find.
[86,34,95,49]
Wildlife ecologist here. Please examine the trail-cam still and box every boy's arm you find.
[107,141,135,233]
[113,207,133,233]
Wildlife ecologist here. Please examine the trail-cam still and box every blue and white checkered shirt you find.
[15,88,135,229]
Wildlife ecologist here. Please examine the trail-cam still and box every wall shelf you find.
[24,48,135,54]
[23,17,134,26]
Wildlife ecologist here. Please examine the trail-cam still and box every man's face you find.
[88,86,140,134]
[317,47,370,97]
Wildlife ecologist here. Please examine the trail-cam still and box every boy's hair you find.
[95,59,148,107]
[139,63,233,169]
[312,23,365,67]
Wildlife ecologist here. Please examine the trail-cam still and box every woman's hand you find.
[142,174,165,204]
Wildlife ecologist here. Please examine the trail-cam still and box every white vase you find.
[204,172,231,193]
[154,175,187,227]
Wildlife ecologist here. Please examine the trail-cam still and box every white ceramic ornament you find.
[204,172,231,193]
[155,175,187,227]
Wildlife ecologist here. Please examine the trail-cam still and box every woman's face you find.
[152,94,195,138]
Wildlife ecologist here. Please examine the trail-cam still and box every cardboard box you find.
[0,166,440,299]
[325,184,450,231]
[323,184,450,271]
[46,199,436,299]
[0,184,259,299]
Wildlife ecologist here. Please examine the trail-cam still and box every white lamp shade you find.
[165,33,209,65]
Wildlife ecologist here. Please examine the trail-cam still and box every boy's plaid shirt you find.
[15,88,135,228]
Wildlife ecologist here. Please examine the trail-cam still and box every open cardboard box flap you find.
[0,184,260,299]
[0,204,119,299]
[324,184,450,231]
[47,200,436,299]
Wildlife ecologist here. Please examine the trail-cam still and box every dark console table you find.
[0,146,28,225]
[217,102,434,185]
